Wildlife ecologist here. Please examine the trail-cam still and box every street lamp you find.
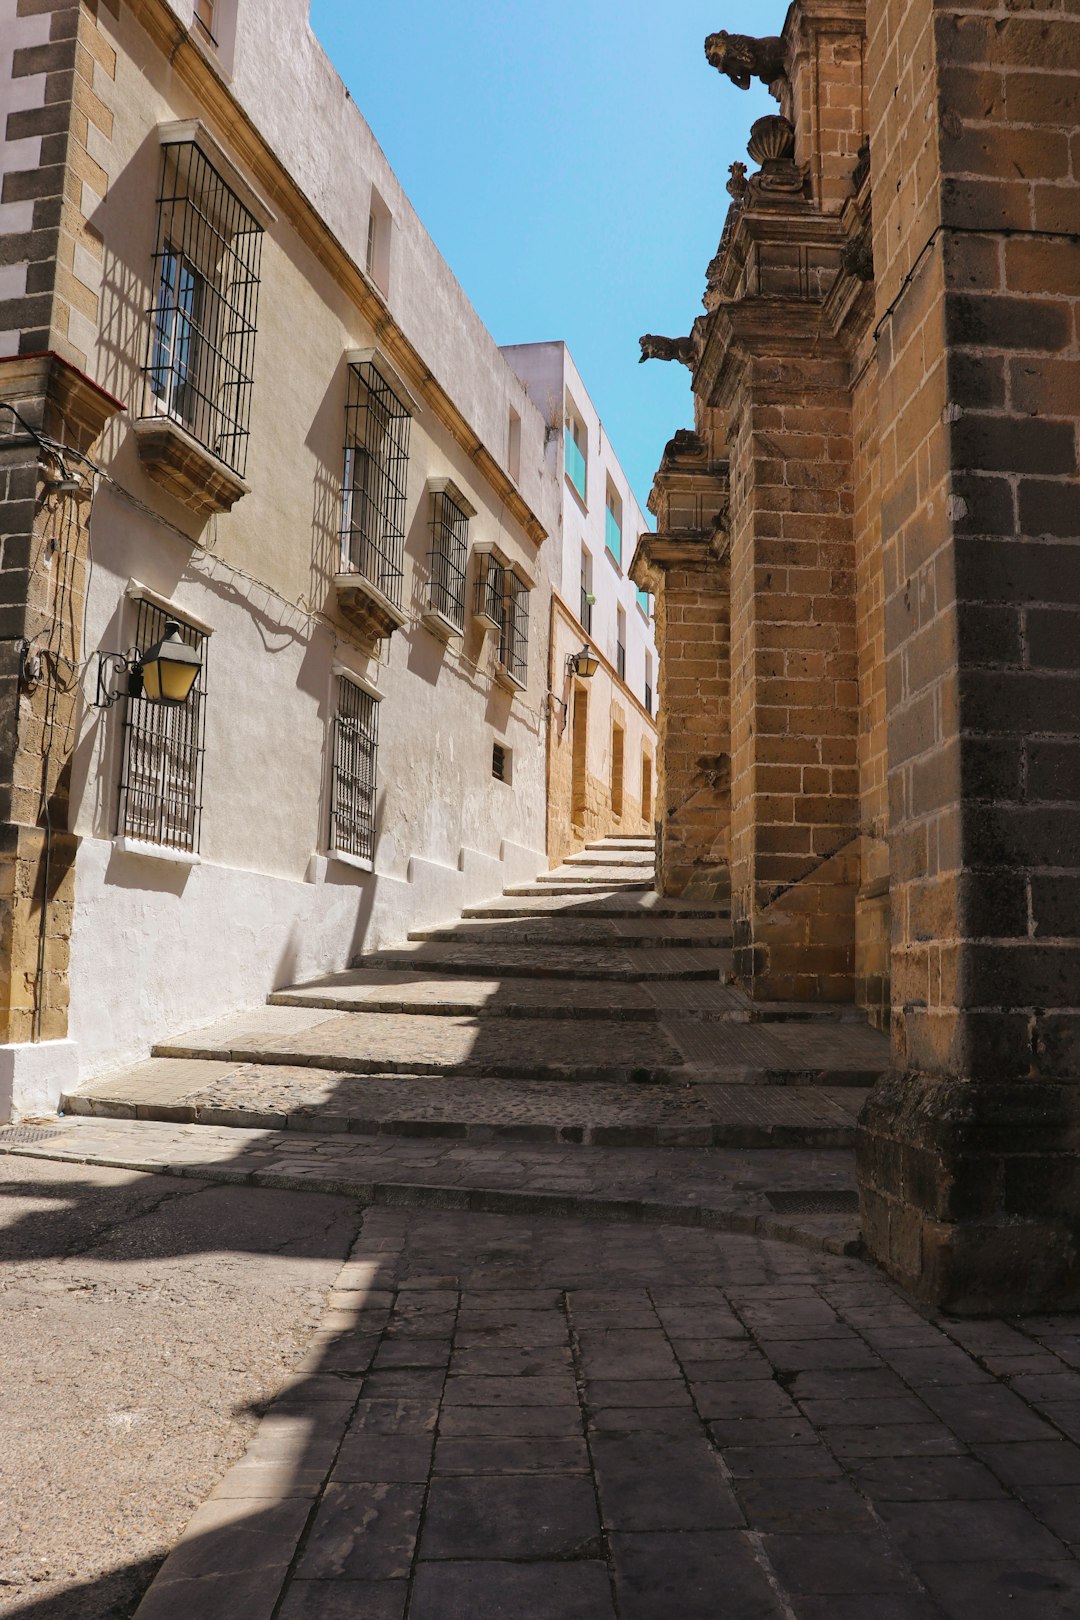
[568,644,600,680]
[93,618,203,709]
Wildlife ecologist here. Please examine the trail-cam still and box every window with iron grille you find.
[144,139,263,478]
[341,359,412,607]
[475,551,505,629]
[500,572,529,688]
[118,598,207,854]
[330,676,379,863]
[428,488,470,632]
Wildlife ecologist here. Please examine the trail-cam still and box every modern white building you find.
[501,343,659,864]
[0,0,564,1107]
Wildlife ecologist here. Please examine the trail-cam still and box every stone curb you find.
[0,1138,862,1257]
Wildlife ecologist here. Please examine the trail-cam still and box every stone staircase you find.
[63,837,889,1152]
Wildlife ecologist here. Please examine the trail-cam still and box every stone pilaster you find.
[856,1,1080,1313]
[0,354,121,1069]
[631,432,730,903]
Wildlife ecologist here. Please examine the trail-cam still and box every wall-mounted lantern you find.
[568,644,600,680]
[94,618,203,709]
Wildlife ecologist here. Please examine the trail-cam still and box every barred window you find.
[118,598,207,854]
[341,358,412,607]
[475,551,505,630]
[331,676,379,864]
[145,139,263,477]
[500,571,529,689]
[428,487,471,632]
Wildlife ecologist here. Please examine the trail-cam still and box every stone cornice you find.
[0,351,125,451]
[126,0,547,549]
[698,297,849,409]
[630,531,728,592]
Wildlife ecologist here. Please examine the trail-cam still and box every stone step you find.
[270,969,665,1020]
[536,873,653,888]
[61,1058,867,1151]
[141,1001,886,1090]
[461,896,728,920]
[0,1116,861,1255]
[149,1007,697,1086]
[564,850,654,868]
[405,918,734,949]
[587,837,655,851]
[504,881,654,898]
[359,942,735,982]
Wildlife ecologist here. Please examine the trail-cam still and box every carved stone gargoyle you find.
[639,334,697,369]
[704,31,787,91]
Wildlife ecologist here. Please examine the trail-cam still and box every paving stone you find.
[408,1560,616,1620]
[735,1477,878,1532]
[330,1433,435,1484]
[419,1474,600,1559]
[438,1405,584,1438]
[591,1433,744,1530]
[915,1559,1080,1620]
[433,1436,590,1474]
[764,1531,922,1596]
[611,1530,784,1620]
[976,1440,1080,1488]
[277,1581,407,1620]
[293,1483,424,1579]
[877,1498,1066,1564]
[850,1455,1010,1502]
[917,1385,1060,1444]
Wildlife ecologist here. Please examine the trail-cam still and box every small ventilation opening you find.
[492,742,511,783]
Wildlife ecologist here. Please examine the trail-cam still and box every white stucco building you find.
[501,343,659,864]
[0,0,564,1106]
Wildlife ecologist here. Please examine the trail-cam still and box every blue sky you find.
[308,1,787,514]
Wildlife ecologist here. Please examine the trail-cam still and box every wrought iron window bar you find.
[500,571,529,688]
[341,358,412,608]
[492,743,507,782]
[428,489,470,632]
[118,598,207,854]
[331,676,379,864]
[474,552,505,630]
[144,139,262,478]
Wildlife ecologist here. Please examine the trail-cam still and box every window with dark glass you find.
[580,546,593,634]
[616,606,626,683]
[428,487,470,632]
[330,676,379,863]
[118,598,207,854]
[144,139,263,477]
[340,358,412,606]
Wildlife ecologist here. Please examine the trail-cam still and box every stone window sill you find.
[114,837,201,867]
[132,416,249,516]
[328,848,374,874]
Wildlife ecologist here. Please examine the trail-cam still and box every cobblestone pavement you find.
[112,1203,1080,1620]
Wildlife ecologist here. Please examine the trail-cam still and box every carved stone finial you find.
[726,161,749,201]
[745,115,806,198]
[704,31,786,91]
[639,334,697,370]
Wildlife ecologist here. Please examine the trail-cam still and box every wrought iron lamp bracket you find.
[94,648,142,709]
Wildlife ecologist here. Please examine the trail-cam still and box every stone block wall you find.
[723,332,861,1002]
[1,0,117,365]
[653,556,731,902]
[857,0,1080,1313]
